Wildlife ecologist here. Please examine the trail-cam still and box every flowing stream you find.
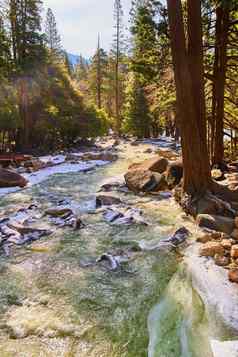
[0,141,235,356]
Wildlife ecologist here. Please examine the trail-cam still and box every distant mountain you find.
[67,53,90,67]
[67,53,80,67]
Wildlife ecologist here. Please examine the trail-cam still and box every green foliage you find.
[123,73,151,138]
[9,0,46,72]
[0,16,11,77]
[88,46,109,107]
[0,79,21,130]
[130,1,160,83]
[30,61,109,150]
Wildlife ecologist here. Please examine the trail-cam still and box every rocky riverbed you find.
[0,137,237,357]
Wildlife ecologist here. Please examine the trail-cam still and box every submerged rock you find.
[96,251,131,271]
[158,227,190,249]
[103,209,123,223]
[0,220,52,248]
[96,253,120,271]
[169,227,190,246]
[99,180,128,193]
[96,195,122,207]
[45,207,73,218]
[139,227,190,252]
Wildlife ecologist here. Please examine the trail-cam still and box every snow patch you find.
[0,159,109,197]
[211,340,238,357]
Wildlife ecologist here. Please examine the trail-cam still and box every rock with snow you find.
[184,244,238,332]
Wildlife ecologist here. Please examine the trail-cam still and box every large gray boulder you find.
[166,160,183,187]
[125,169,167,193]
[128,156,169,174]
[0,169,28,188]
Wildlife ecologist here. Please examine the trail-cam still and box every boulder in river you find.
[125,169,167,193]
[0,221,52,247]
[138,226,190,251]
[7,222,50,237]
[0,169,28,188]
[166,161,183,187]
[96,250,132,271]
[128,156,169,174]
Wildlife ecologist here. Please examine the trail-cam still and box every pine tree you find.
[63,51,73,76]
[45,8,62,57]
[123,73,151,138]
[167,0,211,196]
[7,0,46,149]
[0,14,11,77]
[75,55,88,81]
[9,0,46,71]
[130,0,159,83]
[88,36,109,109]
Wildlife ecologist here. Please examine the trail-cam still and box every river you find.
[0,139,236,356]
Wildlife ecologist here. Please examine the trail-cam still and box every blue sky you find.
[43,0,132,58]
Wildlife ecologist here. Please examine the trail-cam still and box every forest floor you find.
[0,137,237,357]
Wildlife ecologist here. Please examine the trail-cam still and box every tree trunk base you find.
[175,180,238,218]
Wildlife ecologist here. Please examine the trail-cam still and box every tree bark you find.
[212,6,229,165]
[167,0,211,196]
[96,36,102,109]
[115,10,120,134]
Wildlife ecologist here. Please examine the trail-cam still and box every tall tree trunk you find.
[96,35,102,109]
[115,5,120,135]
[212,6,229,165]
[167,0,211,196]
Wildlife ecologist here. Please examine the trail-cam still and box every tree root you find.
[176,180,238,218]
